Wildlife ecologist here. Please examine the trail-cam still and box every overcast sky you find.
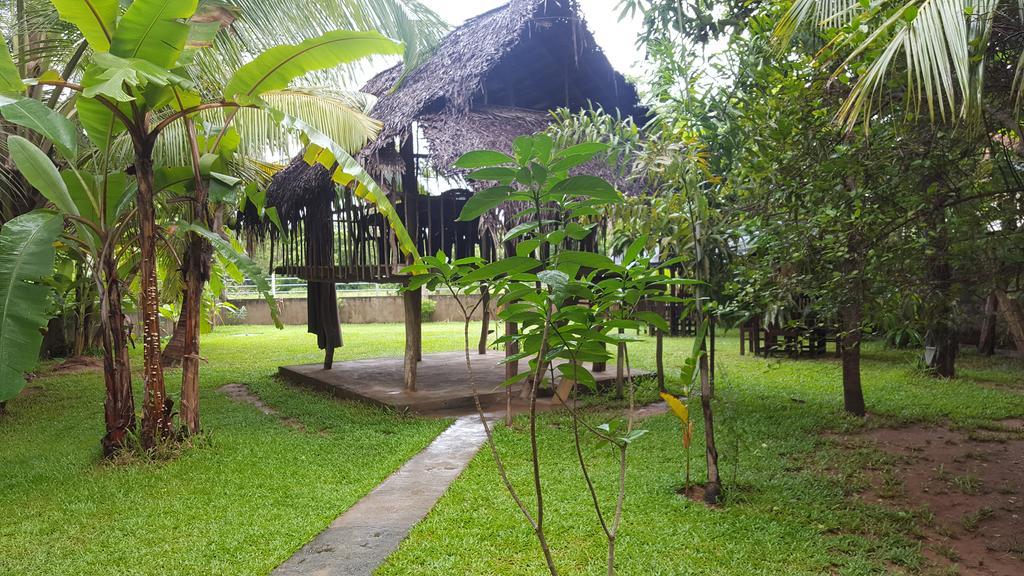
[419,0,645,77]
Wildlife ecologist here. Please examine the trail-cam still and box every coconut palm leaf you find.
[149,87,381,166]
[0,210,63,401]
[224,30,402,104]
[189,0,446,94]
[777,0,1004,126]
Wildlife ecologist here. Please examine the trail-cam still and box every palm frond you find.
[149,87,381,168]
[191,0,447,94]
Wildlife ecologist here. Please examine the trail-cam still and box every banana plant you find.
[0,210,63,409]
[21,0,418,446]
[7,130,142,454]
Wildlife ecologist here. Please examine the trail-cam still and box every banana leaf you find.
[0,211,63,402]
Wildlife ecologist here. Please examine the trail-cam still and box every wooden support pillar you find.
[593,343,607,373]
[403,286,418,392]
[400,129,422,389]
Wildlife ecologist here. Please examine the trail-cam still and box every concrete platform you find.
[279,351,653,415]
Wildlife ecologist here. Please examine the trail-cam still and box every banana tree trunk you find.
[135,153,171,448]
[99,253,135,456]
[179,233,211,436]
[161,308,188,367]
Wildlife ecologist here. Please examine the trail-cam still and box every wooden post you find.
[739,322,746,356]
[400,130,422,389]
[593,344,607,373]
[403,286,418,392]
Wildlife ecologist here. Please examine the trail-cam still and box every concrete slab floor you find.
[271,416,488,576]
[279,351,654,416]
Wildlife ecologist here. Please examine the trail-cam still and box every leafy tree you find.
[408,133,700,575]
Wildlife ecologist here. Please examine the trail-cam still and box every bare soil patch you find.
[50,356,104,374]
[218,384,309,433]
[845,420,1024,575]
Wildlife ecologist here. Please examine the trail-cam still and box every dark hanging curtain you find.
[305,193,342,351]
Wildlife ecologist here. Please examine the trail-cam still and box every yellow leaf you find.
[660,392,688,423]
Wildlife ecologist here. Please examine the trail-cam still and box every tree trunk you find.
[99,253,136,456]
[977,291,998,356]
[840,301,866,417]
[841,238,867,417]
[479,286,490,355]
[615,328,625,399]
[136,154,171,448]
[995,289,1024,353]
[699,344,721,504]
[161,308,188,367]
[925,189,957,378]
[178,241,207,436]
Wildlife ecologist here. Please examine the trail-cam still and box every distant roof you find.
[360,0,643,178]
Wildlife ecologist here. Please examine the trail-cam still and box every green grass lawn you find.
[1,323,1022,575]
[377,331,1024,576]
[0,324,466,576]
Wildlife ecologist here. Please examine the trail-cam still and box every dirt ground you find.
[850,419,1024,575]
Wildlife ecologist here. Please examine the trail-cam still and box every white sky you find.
[419,0,645,77]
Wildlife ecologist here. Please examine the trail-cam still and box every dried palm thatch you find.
[359,0,643,182]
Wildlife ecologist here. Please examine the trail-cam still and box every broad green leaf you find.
[76,67,128,150]
[637,310,670,333]
[0,97,79,160]
[515,238,542,257]
[0,40,22,94]
[61,172,100,228]
[51,0,118,52]
[460,256,541,284]
[225,31,402,104]
[454,150,515,169]
[0,210,62,401]
[550,175,620,202]
[457,186,512,221]
[557,363,596,390]
[467,167,517,183]
[186,224,283,329]
[111,0,200,68]
[558,250,618,271]
[556,142,608,159]
[8,136,78,217]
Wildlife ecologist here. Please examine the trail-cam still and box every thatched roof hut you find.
[359,0,643,184]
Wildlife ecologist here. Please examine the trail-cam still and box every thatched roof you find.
[360,0,643,179]
[266,156,334,226]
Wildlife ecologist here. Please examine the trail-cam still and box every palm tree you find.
[776,0,1021,129]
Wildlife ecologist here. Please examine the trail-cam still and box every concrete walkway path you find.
[272,416,487,576]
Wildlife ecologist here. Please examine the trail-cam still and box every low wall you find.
[224,295,495,326]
